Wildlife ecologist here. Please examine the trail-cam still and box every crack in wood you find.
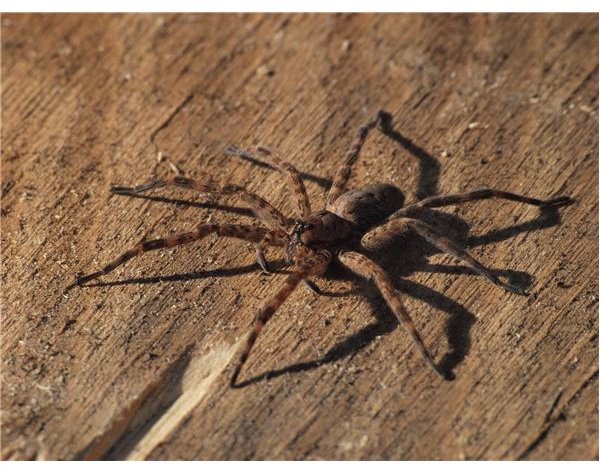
[73,341,241,460]
[149,92,195,150]
[121,341,241,460]
[516,369,599,459]
[73,344,194,460]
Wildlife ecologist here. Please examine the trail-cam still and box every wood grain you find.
[1,13,597,460]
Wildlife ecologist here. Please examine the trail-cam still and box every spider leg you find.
[68,224,272,289]
[337,250,445,378]
[392,188,573,218]
[231,248,331,387]
[326,110,384,209]
[226,145,311,218]
[253,226,321,291]
[375,217,528,295]
[255,229,289,273]
[111,175,288,230]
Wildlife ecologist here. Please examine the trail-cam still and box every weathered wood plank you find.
[2,13,597,460]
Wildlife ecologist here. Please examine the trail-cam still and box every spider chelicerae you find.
[70,110,573,387]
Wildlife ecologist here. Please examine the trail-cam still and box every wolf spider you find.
[71,110,572,387]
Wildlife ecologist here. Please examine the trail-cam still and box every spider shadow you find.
[376,109,570,249]
[234,279,398,388]
[234,272,473,388]
[111,192,258,221]
[82,260,289,288]
[378,110,441,199]
[226,148,332,191]
[235,204,568,387]
[467,204,566,248]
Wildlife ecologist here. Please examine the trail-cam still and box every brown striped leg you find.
[110,175,288,230]
[326,110,384,209]
[69,224,270,289]
[392,188,573,218]
[227,145,311,218]
[230,248,331,387]
[376,217,528,295]
[337,250,446,378]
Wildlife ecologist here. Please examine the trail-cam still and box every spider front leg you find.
[226,145,312,218]
[230,248,331,388]
[111,175,288,230]
[337,250,446,378]
[326,110,385,209]
[374,217,527,295]
[68,224,280,289]
[392,188,573,218]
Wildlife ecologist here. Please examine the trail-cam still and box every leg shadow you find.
[394,277,475,378]
[378,110,441,199]
[235,261,476,387]
[224,145,332,190]
[467,205,567,248]
[82,260,288,288]
[367,207,536,292]
[110,192,259,220]
[233,281,397,388]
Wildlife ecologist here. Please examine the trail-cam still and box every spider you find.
[70,110,573,388]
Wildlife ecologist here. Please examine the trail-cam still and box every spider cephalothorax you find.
[70,110,573,388]
[288,184,406,259]
[291,211,352,247]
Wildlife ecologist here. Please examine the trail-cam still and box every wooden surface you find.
[1,13,598,460]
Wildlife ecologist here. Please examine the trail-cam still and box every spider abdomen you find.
[330,183,405,231]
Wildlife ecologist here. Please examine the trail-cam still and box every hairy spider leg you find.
[326,110,385,209]
[231,249,331,387]
[255,229,289,273]
[337,250,446,378]
[226,145,311,219]
[111,175,288,231]
[68,224,280,289]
